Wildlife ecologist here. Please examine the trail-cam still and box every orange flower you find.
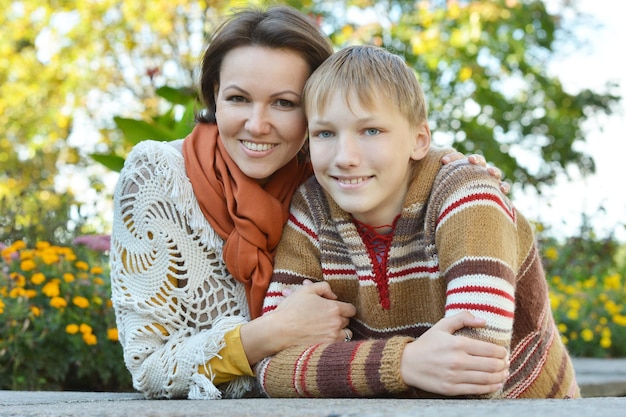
[50,296,67,309]
[107,328,119,342]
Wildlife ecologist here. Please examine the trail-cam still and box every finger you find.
[441,151,467,164]
[468,154,487,167]
[339,328,353,342]
[486,166,502,180]
[302,279,313,285]
[446,381,504,396]
[462,338,509,360]
[437,311,486,333]
[454,366,509,388]
[500,181,511,195]
[305,281,338,300]
[337,301,357,318]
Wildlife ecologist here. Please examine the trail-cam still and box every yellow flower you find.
[544,246,559,260]
[25,289,37,299]
[75,261,89,271]
[42,281,60,297]
[30,306,41,317]
[72,296,90,309]
[12,240,27,250]
[82,332,97,345]
[0,299,5,314]
[107,328,119,342]
[604,300,620,316]
[11,272,26,287]
[581,329,594,342]
[92,296,103,306]
[20,259,36,271]
[549,293,561,310]
[50,297,67,309]
[79,323,93,334]
[600,337,612,349]
[566,310,579,320]
[31,272,46,285]
[613,314,626,327]
[558,323,567,333]
[20,249,34,260]
[63,273,75,283]
[40,250,59,265]
[66,324,79,334]
[90,266,104,275]
[35,241,51,250]
[604,273,622,291]
[9,287,26,298]
[93,277,104,286]
[459,66,472,82]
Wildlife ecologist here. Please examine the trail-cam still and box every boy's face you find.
[308,90,430,227]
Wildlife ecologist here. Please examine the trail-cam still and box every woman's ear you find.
[411,121,431,161]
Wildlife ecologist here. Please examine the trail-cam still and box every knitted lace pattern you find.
[110,140,256,399]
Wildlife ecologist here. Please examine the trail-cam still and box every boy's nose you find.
[334,135,361,167]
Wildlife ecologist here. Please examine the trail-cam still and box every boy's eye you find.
[315,131,334,139]
[364,128,380,136]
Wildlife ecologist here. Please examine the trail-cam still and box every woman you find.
[109,5,503,400]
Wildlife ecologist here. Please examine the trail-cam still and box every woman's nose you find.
[245,105,271,136]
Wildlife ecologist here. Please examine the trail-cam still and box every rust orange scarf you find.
[183,123,312,319]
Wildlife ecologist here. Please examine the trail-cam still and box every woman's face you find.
[215,46,310,182]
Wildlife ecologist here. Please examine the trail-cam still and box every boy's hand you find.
[400,311,509,396]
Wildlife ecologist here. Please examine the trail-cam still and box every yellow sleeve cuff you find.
[198,324,254,386]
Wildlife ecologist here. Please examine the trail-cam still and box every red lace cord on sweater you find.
[352,215,400,309]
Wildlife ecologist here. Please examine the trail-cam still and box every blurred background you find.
[1,0,624,391]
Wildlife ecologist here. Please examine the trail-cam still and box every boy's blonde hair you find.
[303,45,428,126]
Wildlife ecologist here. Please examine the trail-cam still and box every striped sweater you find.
[256,148,580,399]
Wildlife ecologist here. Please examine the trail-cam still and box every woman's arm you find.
[110,141,254,399]
[240,281,355,365]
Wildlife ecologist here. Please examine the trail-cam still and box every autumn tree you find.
[0,0,619,242]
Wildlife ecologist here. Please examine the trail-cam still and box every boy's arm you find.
[433,162,518,348]
[256,336,415,398]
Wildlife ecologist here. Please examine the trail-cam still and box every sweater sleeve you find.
[431,161,518,350]
[256,336,414,398]
[201,325,254,385]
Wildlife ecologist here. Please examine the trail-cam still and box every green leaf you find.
[113,116,178,145]
[156,86,196,105]
[89,153,126,172]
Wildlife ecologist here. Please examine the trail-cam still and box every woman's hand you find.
[400,311,509,396]
[240,281,356,365]
[441,152,510,194]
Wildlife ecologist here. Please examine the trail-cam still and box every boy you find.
[257,45,579,399]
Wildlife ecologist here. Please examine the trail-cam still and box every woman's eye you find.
[275,99,294,108]
[364,128,380,136]
[227,95,247,103]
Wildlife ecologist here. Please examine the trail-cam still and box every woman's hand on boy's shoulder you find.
[441,151,510,194]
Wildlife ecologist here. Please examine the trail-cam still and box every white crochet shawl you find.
[110,140,256,399]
